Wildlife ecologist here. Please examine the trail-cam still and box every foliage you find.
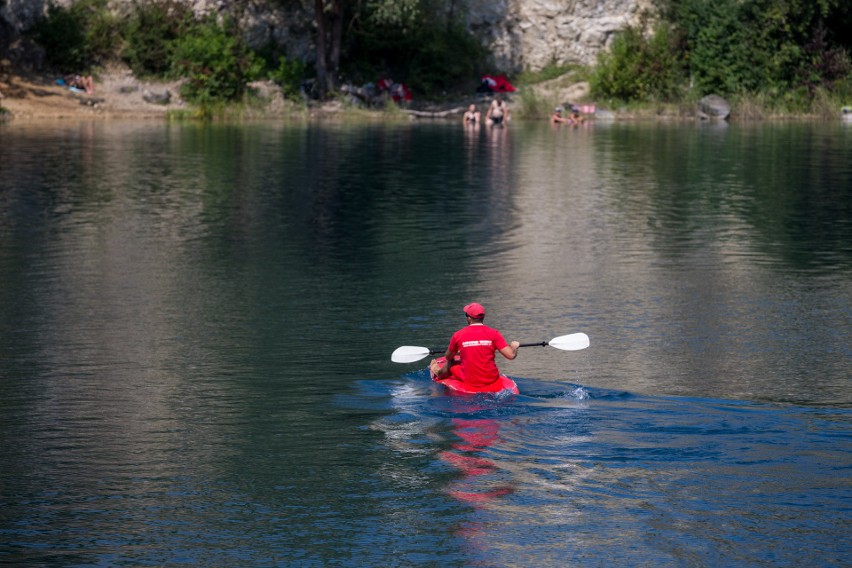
[346,1,487,97]
[30,0,119,71]
[590,22,684,103]
[588,0,852,110]
[514,89,551,119]
[366,0,420,29]
[654,0,852,101]
[122,0,193,77]
[403,24,486,96]
[796,23,852,96]
[517,64,586,86]
[268,56,308,100]
[170,16,264,105]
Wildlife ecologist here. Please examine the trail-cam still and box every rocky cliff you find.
[1,0,650,72]
[467,0,651,71]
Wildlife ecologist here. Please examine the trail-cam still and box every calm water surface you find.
[1,119,850,566]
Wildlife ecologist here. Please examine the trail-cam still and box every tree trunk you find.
[328,1,343,92]
[314,0,328,96]
[314,0,344,96]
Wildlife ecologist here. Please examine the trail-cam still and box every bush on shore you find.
[590,0,852,116]
[122,0,193,78]
[30,0,119,73]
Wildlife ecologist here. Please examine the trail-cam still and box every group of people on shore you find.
[462,97,586,126]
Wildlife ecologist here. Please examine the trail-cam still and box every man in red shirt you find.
[430,303,520,388]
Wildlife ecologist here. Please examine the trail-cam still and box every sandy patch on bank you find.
[1,63,184,120]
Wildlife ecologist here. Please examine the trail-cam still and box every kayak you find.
[429,356,519,395]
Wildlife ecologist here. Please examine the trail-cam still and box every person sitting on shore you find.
[463,104,481,124]
[65,74,95,94]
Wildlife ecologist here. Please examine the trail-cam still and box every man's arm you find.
[433,344,457,379]
[499,341,520,360]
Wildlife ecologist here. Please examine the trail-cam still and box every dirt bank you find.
[0,62,189,120]
[1,61,598,122]
[0,64,461,121]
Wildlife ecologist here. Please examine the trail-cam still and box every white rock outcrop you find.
[466,0,652,71]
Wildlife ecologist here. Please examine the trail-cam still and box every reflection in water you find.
[441,418,514,504]
[485,122,851,403]
[373,373,849,565]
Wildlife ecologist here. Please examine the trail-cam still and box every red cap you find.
[464,303,485,318]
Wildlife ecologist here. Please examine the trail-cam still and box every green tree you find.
[656,0,852,97]
[591,22,684,102]
[344,0,486,96]
[305,0,484,98]
[171,16,263,105]
[30,0,118,71]
[122,0,192,77]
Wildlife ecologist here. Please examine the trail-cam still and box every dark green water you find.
[1,119,850,566]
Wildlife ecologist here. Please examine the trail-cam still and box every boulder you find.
[143,89,171,105]
[698,94,730,120]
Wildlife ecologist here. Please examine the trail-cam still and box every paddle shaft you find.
[392,333,588,363]
[430,341,546,355]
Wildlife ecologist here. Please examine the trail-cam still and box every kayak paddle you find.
[391,332,590,363]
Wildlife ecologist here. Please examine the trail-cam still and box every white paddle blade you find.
[391,346,432,363]
[548,333,590,351]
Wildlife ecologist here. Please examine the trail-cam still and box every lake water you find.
[1,118,850,566]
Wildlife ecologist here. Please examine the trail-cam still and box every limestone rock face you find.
[466,0,653,71]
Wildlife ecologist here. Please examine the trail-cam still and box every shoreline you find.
[3,67,849,124]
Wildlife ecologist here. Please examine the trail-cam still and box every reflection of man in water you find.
[440,418,514,504]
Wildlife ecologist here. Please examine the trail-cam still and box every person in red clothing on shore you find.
[430,303,520,389]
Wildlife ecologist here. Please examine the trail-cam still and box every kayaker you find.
[430,303,520,389]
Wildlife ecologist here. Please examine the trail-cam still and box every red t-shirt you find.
[447,324,509,386]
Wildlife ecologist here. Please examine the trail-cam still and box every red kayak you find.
[430,356,519,395]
